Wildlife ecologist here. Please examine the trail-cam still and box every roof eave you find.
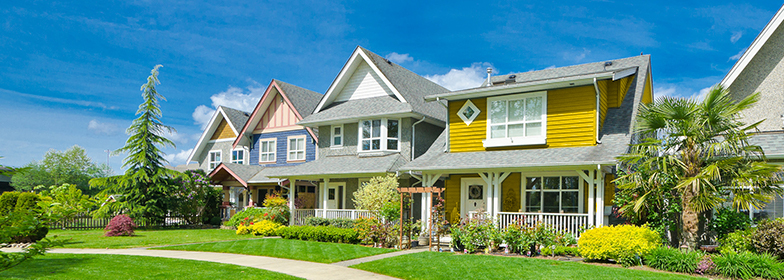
[424,72,615,101]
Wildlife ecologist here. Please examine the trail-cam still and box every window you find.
[259,139,276,163]
[524,176,581,213]
[231,149,245,164]
[484,91,546,147]
[359,118,399,152]
[331,125,343,147]
[287,136,306,161]
[457,99,480,125]
[208,151,221,169]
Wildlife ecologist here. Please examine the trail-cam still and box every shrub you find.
[304,217,355,228]
[262,192,290,224]
[500,222,572,255]
[449,214,500,253]
[644,247,702,274]
[578,225,660,266]
[718,228,755,254]
[14,192,41,211]
[226,208,267,227]
[709,207,751,239]
[352,174,400,222]
[104,215,137,237]
[541,246,580,257]
[277,225,360,244]
[236,220,284,236]
[0,192,20,214]
[713,252,784,280]
[209,216,222,226]
[500,224,533,254]
[352,217,397,247]
[752,218,784,259]
[695,255,716,275]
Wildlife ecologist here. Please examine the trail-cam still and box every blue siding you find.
[250,129,316,167]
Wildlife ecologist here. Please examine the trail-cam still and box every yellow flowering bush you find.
[578,224,660,266]
[236,219,285,236]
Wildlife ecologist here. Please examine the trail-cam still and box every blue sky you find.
[0,1,781,173]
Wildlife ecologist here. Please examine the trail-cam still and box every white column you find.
[289,179,296,225]
[421,192,428,227]
[493,175,501,218]
[596,169,604,226]
[587,170,595,226]
[322,178,330,218]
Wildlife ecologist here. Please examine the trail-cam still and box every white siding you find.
[334,61,395,102]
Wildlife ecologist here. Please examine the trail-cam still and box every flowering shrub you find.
[104,215,137,237]
[236,220,284,236]
[278,225,360,244]
[695,255,716,275]
[500,221,572,255]
[352,174,400,222]
[170,170,222,225]
[578,224,660,266]
[751,218,784,259]
[450,212,501,253]
[352,217,397,247]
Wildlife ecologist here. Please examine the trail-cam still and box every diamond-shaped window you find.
[457,99,480,126]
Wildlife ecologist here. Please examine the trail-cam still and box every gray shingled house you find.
[722,4,784,219]
[399,55,654,237]
[269,46,448,223]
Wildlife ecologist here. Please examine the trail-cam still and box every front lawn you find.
[351,252,705,280]
[158,238,394,263]
[48,228,259,249]
[0,253,301,279]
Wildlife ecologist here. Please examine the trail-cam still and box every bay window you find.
[484,91,546,147]
[359,118,399,152]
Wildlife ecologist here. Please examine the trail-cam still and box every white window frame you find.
[259,138,276,164]
[521,173,583,214]
[208,150,222,170]
[287,135,306,162]
[331,124,344,148]
[457,99,480,126]
[357,118,400,152]
[231,148,247,165]
[483,91,547,147]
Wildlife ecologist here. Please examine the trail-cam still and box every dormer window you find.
[483,91,547,147]
[359,118,399,152]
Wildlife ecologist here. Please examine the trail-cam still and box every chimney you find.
[486,67,493,87]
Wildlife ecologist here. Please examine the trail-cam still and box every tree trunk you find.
[681,190,699,249]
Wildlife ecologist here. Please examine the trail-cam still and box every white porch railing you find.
[497,212,590,238]
[292,209,372,225]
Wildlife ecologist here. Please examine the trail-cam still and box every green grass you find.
[351,252,706,280]
[0,253,301,279]
[158,238,394,263]
[48,229,259,249]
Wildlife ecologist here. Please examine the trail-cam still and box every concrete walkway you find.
[1,248,399,280]
[332,247,428,267]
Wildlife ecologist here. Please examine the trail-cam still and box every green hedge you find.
[303,217,355,228]
[0,192,20,214]
[277,225,360,244]
[541,246,580,257]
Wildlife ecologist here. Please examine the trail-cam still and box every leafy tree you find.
[353,174,401,221]
[39,184,95,220]
[616,85,782,249]
[11,146,112,195]
[169,170,222,225]
[91,65,181,223]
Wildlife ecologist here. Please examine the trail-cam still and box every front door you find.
[326,187,337,209]
[461,178,487,218]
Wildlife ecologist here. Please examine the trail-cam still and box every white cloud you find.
[385,52,414,64]
[690,86,712,102]
[654,84,713,101]
[87,119,119,135]
[162,130,196,145]
[192,83,264,129]
[563,48,591,62]
[730,31,743,43]
[654,85,678,98]
[164,148,193,166]
[729,48,747,61]
[425,62,494,91]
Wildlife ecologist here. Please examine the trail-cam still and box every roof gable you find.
[233,80,320,148]
[187,106,249,164]
[334,60,397,102]
[721,4,784,88]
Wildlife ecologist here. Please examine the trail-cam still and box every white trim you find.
[231,148,247,165]
[207,138,235,144]
[208,150,222,170]
[331,124,344,148]
[357,118,401,152]
[483,91,547,148]
[313,47,406,114]
[258,138,277,164]
[188,107,239,164]
[457,99,480,126]
[721,5,784,88]
[612,67,637,81]
[461,177,487,218]
[286,135,307,162]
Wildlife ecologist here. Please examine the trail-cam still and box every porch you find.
[291,209,373,225]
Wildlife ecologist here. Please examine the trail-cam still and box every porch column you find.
[478,173,493,218]
[288,178,296,225]
[247,186,254,207]
[493,172,511,218]
[322,178,330,218]
[577,169,595,226]
[596,168,605,226]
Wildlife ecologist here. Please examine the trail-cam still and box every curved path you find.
[3,248,399,280]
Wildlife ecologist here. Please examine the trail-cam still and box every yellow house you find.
[400,55,653,236]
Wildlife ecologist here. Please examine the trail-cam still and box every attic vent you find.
[504,75,516,84]
[604,61,613,67]
[385,59,392,64]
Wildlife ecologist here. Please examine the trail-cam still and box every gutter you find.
[411,116,427,161]
[593,78,602,144]
[436,97,449,153]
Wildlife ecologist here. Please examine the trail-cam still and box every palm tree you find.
[616,85,782,249]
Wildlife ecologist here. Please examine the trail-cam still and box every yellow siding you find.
[605,173,616,206]
[501,173,521,212]
[598,80,608,129]
[642,74,653,104]
[618,76,632,104]
[210,119,236,140]
[448,85,597,152]
[606,79,620,108]
[445,175,478,224]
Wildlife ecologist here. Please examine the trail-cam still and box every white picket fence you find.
[497,212,589,238]
[292,209,372,225]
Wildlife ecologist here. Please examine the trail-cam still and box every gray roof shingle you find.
[401,55,652,171]
[749,132,784,157]
[266,154,409,178]
[297,96,414,126]
[219,106,251,133]
[274,79,323,118]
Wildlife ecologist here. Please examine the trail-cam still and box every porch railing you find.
[292,209,372,225]
[497,212,590,238]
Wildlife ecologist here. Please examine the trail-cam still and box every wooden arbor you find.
[398,173,443,251]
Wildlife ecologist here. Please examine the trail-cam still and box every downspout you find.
[411,116,427,161]
[593,78,602,144]
[436,97,449,153]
